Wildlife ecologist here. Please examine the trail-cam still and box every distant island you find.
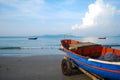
[39,34,78,38]
[0,34,120,38]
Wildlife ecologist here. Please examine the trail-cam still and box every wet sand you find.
[0,55,91,80]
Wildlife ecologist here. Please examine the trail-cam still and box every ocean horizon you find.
[0,35,120,57]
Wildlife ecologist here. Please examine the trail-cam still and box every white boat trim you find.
[88,58,120,65]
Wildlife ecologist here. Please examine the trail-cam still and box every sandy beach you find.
[0,55,91,80]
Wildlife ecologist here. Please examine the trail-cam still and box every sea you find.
[0,36,120,57]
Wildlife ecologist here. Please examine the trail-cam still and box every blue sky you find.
[0,0,120,36]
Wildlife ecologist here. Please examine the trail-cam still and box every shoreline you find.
[0,55,91,80]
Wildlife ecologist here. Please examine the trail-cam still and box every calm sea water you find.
[0,36,120,57]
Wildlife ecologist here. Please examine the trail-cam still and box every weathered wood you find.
[78,67,104,80]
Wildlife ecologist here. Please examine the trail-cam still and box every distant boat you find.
[28,37,38,40]
[98,37,106,39]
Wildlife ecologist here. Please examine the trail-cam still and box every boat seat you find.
[69,42,98,49]
[69,43,103,58]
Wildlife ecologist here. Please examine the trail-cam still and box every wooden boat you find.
[61,39,120,80]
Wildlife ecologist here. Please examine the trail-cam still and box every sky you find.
[0,0,120,36]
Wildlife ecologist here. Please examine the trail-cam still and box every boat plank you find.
[78,67,104,80]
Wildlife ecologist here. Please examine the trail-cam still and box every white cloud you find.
[72,0,119,30]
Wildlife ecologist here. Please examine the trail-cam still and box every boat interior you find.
[61,40,120,60]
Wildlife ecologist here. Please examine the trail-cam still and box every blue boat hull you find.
[66,50,120,80]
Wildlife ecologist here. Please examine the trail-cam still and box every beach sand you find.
[0,55,91,80]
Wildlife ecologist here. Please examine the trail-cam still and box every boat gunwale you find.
[88,58,120,65]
